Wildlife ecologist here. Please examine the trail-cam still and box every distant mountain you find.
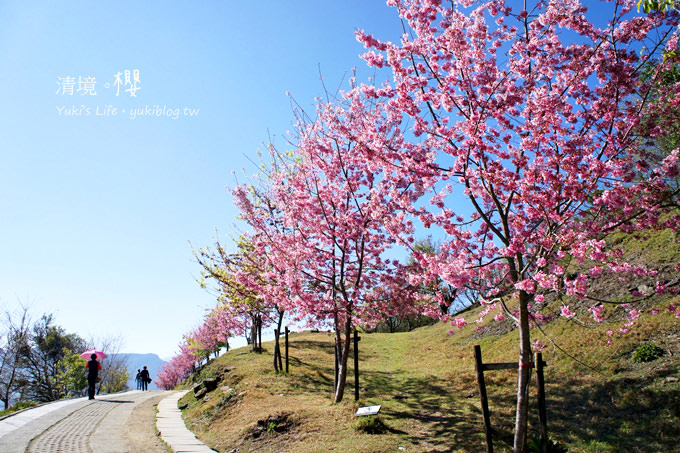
[110,353,166,391]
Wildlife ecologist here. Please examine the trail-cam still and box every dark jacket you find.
[87,359,101,379]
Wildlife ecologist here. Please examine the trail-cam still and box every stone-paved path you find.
[0,390,214,453]
[28,399,119,452]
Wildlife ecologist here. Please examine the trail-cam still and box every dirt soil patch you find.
[123,393,168,453]
[246,412,297,440]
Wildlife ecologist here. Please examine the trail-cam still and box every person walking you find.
[135,369,142,390]
[140,366,150,391]
[86,354,101,400]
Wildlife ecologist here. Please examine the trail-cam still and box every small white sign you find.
[356,405,381,416]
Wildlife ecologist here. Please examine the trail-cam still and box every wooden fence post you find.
[277,331,283,372]
[474,345,494,453]
[285,326,289,374]
[273,329,280,373]
[536,352,548,453]
[474,346,550,452]
[354,329,360,401]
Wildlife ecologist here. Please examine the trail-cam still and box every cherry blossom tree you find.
[155,341,196,390]
[195,235,286,356]
[157,304,233,390]
[350,1,679,450]
[185,312,229,362]
[233,93,433,402]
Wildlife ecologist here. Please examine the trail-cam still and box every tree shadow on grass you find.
[454,365,680,453]
[288,339,337,356]
[358,369,493,452]
[542,369,680,453]
[284,339,517,451]
[288,338,381,362]
[286,338,381,396]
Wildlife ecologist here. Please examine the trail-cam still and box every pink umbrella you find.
[80,350,108,360]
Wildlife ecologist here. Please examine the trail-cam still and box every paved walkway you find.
[157,390,215,453]
[0,389,215,453]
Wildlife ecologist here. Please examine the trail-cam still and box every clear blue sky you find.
[0,1,642,359]
[0,1,403,358]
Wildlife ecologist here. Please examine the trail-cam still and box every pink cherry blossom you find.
[588,305,605,323]
[560,306,576,319]
[452,317,467,329]
[227,0,679,448]
[532,341,546,352]
[155,341,197,390]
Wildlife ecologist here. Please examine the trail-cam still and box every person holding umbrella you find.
[86,354,101,399]
[80,350,107,400]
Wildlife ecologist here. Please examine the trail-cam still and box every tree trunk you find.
[513,290,532,453]
[333,319,353,403]
[250,321,257,351]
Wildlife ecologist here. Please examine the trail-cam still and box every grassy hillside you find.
[179,233,680,453]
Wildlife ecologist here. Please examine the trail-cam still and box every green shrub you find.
[527,435,568,453]
[353,415,388,434]
[632,343,664,363]
[0,401,39,417]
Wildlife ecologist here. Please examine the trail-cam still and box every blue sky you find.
[0,1,652,360]
[0,1,403,358]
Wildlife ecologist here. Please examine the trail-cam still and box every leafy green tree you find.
[56,349,87,398]
[22,315,87,402]
[638,0,678,13]
[195,235,284,355]
[99,368,128,394]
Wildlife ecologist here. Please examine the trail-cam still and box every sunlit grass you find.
[179,231,680,452]
[178,303,679,453]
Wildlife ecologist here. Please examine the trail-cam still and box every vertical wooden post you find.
[536,352,548,453]
[353,329,360,401]
[273,329,280,373]
[285,326,289,374]
[277,331,283,372]
[474,345,494,453]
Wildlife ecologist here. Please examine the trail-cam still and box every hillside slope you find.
[179,232,680,453]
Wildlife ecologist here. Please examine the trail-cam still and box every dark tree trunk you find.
[513,290,532,453]
[273,308,285,372]
[333,319,353,403]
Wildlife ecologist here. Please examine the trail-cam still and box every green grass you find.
[178,304,680,453]
[0,401,40,418]
[179,229,680,452]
